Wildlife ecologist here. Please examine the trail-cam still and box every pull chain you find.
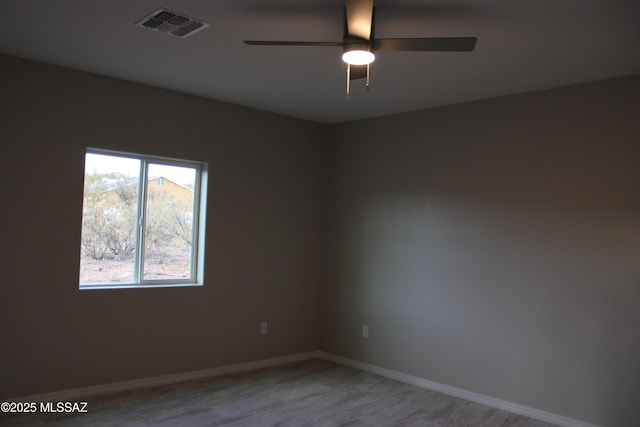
[366,63,370,92]
[346,64,351,99]
[345,64,373,98]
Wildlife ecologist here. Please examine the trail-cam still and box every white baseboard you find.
[13,351,321,403]
[318,352,602,427]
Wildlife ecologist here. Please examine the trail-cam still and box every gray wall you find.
[2,52,639,426]
[0,54,326,397]
[323,75,640,427]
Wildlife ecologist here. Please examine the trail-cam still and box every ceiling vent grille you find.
[136,8,209,39]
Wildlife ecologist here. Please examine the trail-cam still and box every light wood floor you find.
[2,359,558,426]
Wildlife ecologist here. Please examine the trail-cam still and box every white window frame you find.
[80,148,208,290]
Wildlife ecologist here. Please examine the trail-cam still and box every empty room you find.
[1,1,639,426]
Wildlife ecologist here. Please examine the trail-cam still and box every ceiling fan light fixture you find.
[342,43,375,65]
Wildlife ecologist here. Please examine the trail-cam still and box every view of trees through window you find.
[79,152,200,285]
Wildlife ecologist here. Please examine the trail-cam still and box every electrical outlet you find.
[362,325,369,338]
[260,322,268,335]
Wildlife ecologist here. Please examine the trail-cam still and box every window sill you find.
[79,282,203,291]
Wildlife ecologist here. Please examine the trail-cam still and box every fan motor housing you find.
[342,36,374,50]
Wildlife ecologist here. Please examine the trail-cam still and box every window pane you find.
[79,153,140,284]
[143,163,196,281]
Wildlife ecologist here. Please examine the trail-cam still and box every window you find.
[79,149,207,289]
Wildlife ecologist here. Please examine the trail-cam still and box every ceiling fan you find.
[244,0,477,96]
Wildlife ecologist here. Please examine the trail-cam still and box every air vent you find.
[136,8,209,38]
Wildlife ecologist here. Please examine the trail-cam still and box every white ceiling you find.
[1,0,639,124]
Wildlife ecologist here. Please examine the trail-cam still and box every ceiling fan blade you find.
[244,40,343,47]
[375,37,477,52]
[345,0,374,40]
[349,65,367,80]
